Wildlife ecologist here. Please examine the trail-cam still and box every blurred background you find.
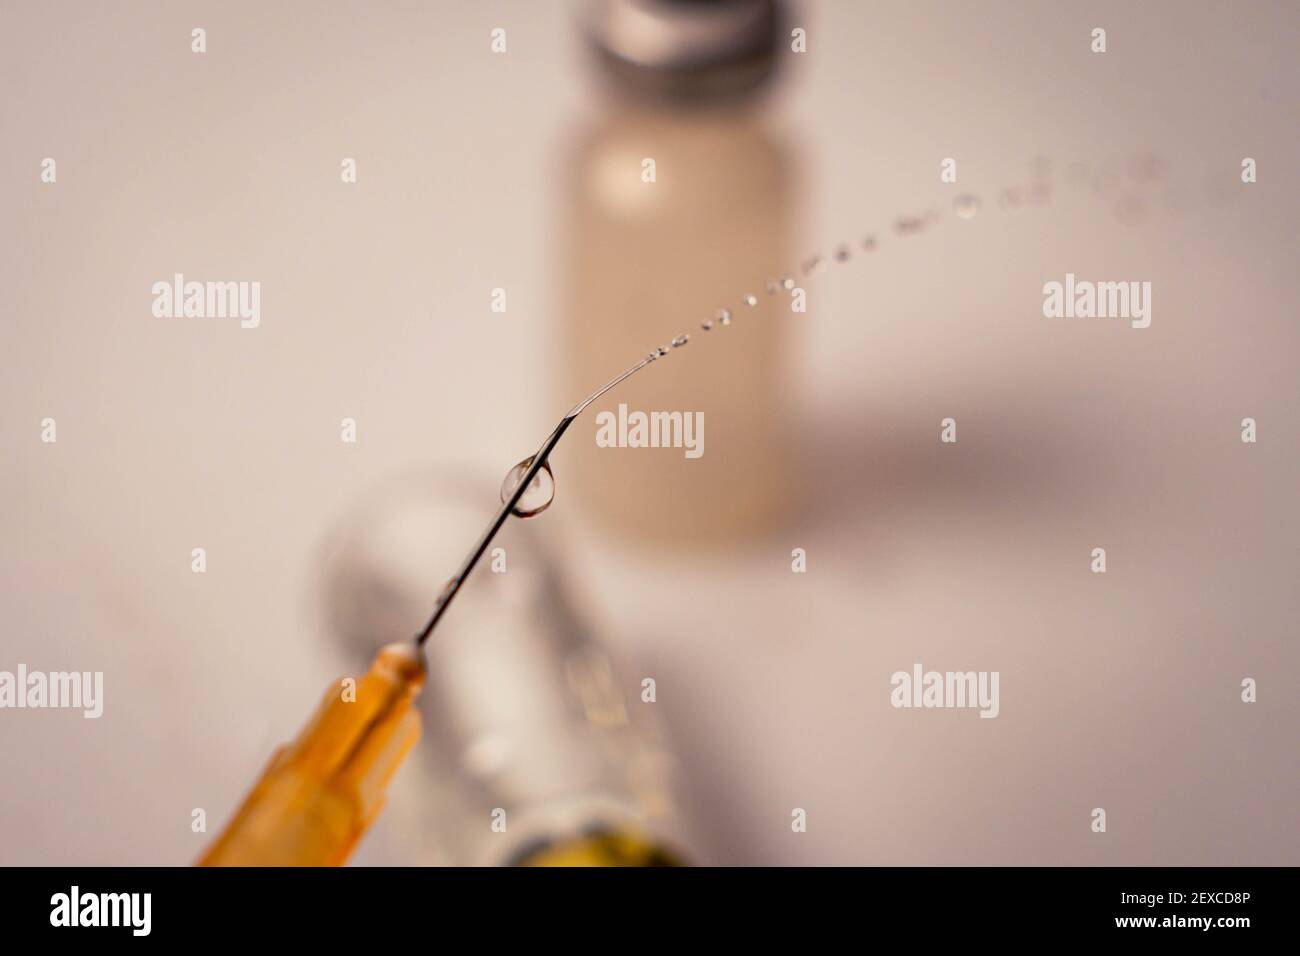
[1,0,1297,865]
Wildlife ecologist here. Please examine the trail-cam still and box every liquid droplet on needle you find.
[500,456,556,518]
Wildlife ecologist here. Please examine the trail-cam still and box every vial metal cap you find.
[582,0,783,102]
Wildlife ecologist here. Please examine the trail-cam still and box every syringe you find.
[197,644,425,866]
[199,352,668,866]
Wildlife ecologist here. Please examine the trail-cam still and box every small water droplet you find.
[656,345,669,357]
[953,194,980,219]
[861,236,877,252]
[894,215,925,235]
[833,244,851,263]
[779,274,795,290]
[700,318,713,331]
[671,334,689,347]
[434,577,457,606]
[717,309,732,326]
[743,294,758,307]
[500,456,556,518]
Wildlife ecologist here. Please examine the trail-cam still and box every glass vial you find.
[560,0,796,547]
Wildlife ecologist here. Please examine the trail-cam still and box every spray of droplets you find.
[650,154,1193,362]
[500,153,1197,539]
